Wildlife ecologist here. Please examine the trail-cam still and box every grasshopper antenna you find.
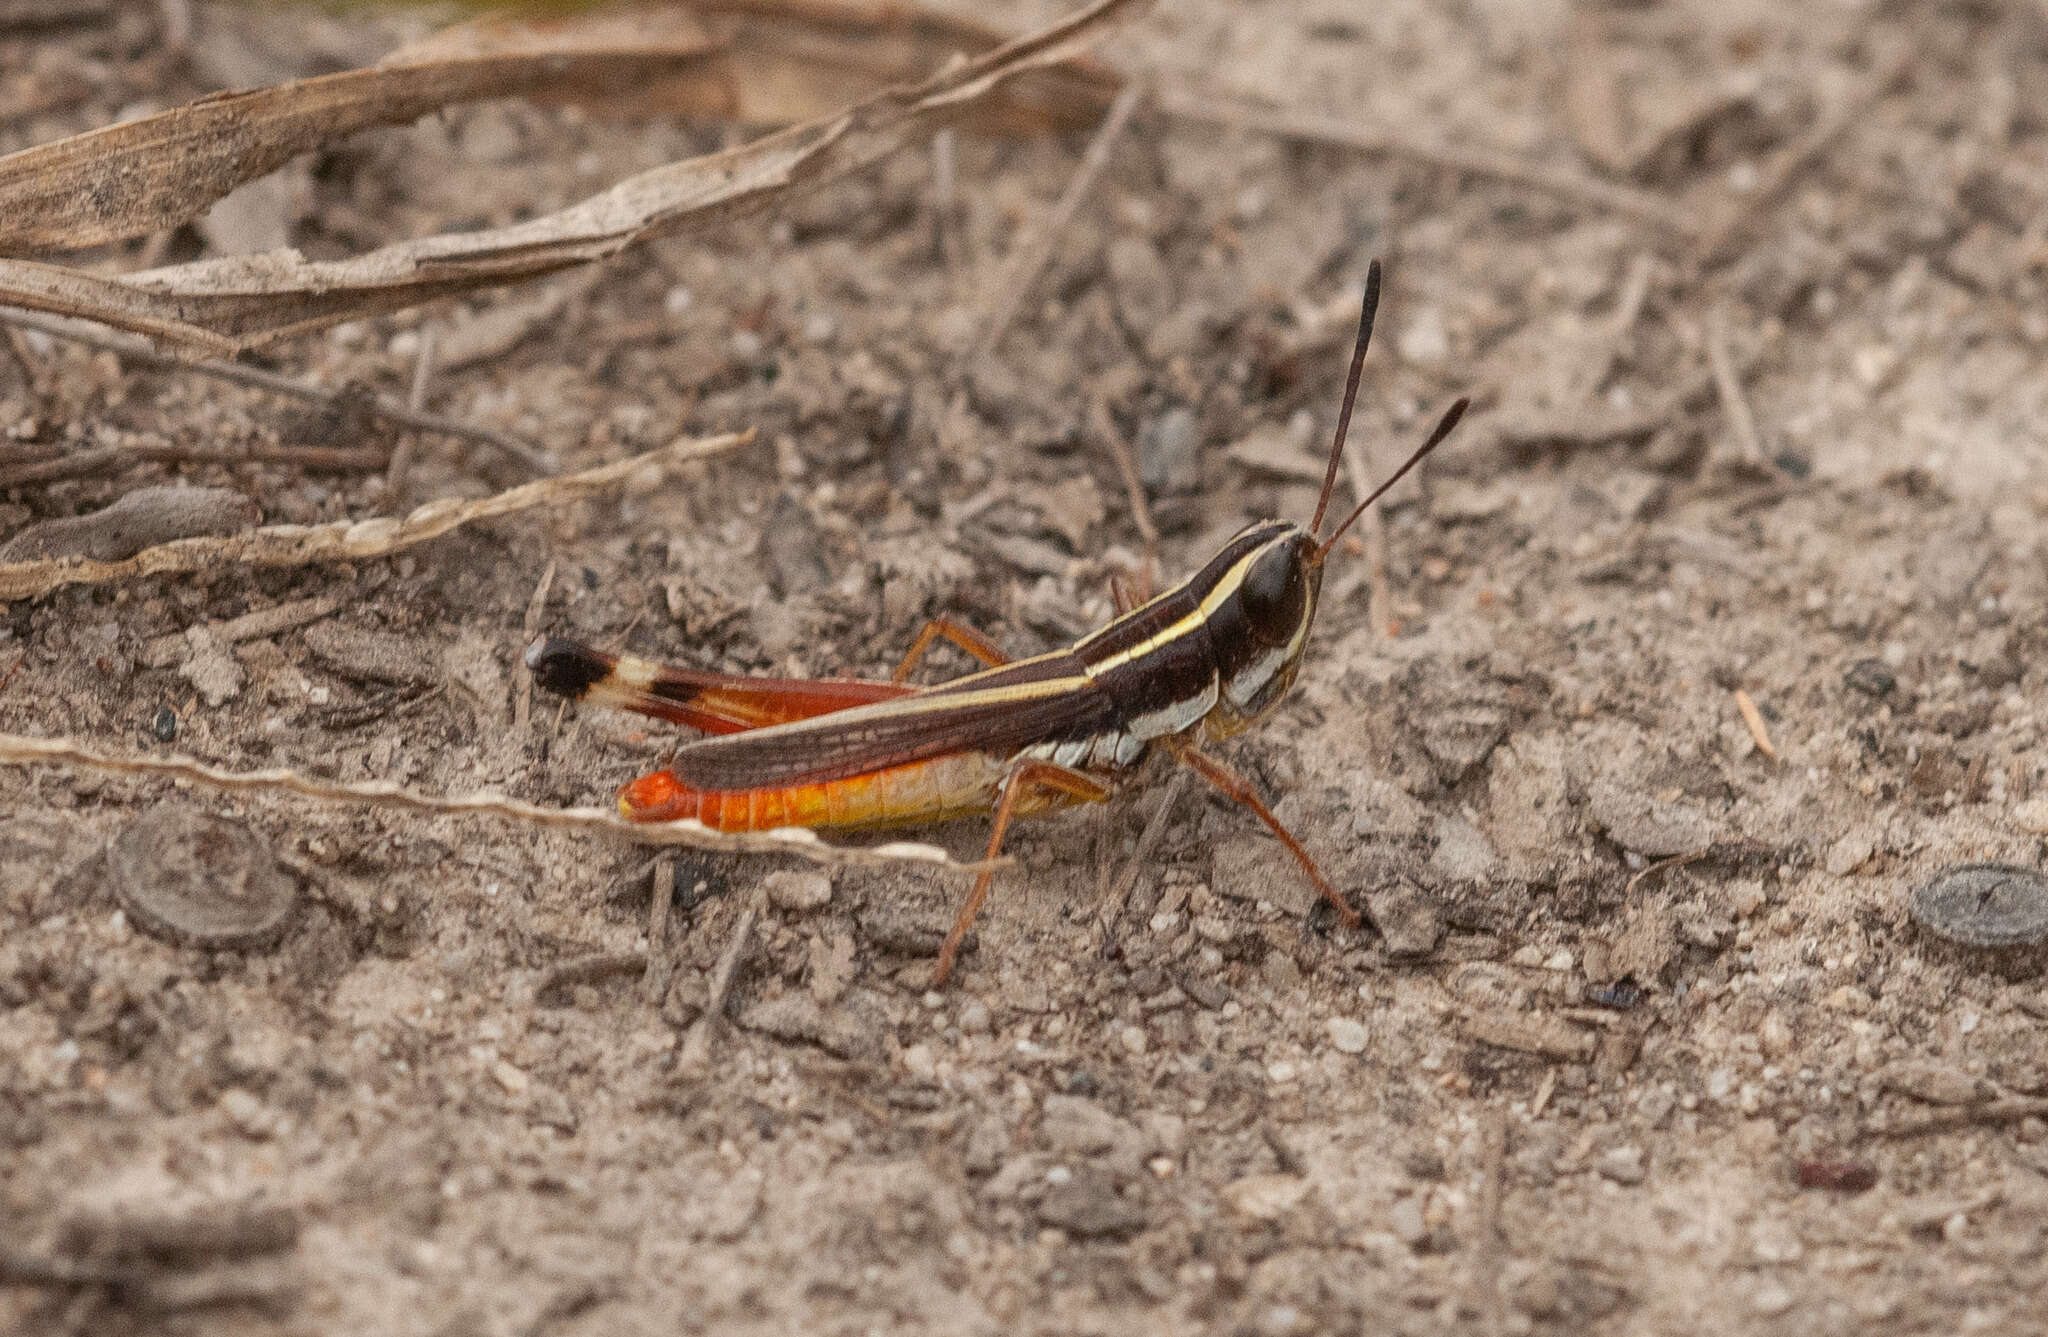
[1308,259,1381,538]
[1312,396,1469,564]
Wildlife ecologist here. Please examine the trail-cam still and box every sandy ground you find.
[5,1,2048,1333]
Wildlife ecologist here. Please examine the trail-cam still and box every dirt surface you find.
[6,1,2048,1333]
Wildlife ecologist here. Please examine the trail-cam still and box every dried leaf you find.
[0,0,1148,356]
[0,9,719,252]
[407,0,1121,131]
[680,0,1121,132]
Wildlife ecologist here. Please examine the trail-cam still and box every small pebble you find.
[1117,1025,1147,1056]
[218,1088,279,1140]
[1596,1146,1646,1185]
[901,1043,937,1082]
[763,870,832,913]
[957,999,992,1035]
[1389,1196,1428,1246]
[1266,1060,1298,1084]
[1325,1017,1369,1054]
[1750,1281,1796,1317]
[1911,863,2048,947]
[491,1060,529,1095]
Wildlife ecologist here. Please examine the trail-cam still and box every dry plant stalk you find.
[0,0,1149,357]
[0,430,749,601]
[0,732,977,872]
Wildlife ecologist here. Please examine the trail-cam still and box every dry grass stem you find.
[513,559,557,735]
[644,857,677,1006]
[1624,848,1709,898]
[1695,45,1914,268]
[1705,310,1772,470]
[0,0,1151,357]
[680,886,766,1070]
[138,592,344,669]
[1087,396,1159,580]
[0,430,748,601]
[976,81,1146,358]
[0,731,982,872]
[0,306,550,471]
[1155,89,1698,239]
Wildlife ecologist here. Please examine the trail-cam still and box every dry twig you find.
[1154,89,1698,239]
[0,430,746,601]
[1086,396,1158,580]
[512,560,557,735]
[1694,45,1914,268]
[0,11,717,252]
[976,81,1146,358]
[644,857,676,1006]
[1704,309,1773,471]
[139,592,344,669]
[0,438,388,490]
[679,886,765,1070]
[1876,1097,2048,1140]
[0,0,1152,357]
[0,306,549,471]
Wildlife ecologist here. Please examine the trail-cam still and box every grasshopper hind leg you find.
[935,759,1109,986]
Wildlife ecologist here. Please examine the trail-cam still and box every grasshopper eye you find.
[1238,543,1308,647]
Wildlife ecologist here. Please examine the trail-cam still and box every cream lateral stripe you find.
[1084,542,1272,678]
[0,731,989,871]
[0,430,749,601]
[688,669,1089,741]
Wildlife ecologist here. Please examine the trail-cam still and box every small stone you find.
[490,1060,529,1095]
[1366,882,1443,959]
[1751,1219,1804,1264]
[763,870,832,913]
[1824,831,1876,877]
[957,999,992,1035]
[1117,1025,1147,1056]
[901,1043,938,1081]
[1542,949,1575,972]
[1325,1017,1369,1054]
[2012,799,2048,835]
[111,808,297,950]
[1588,779,1717,858]
[1843,659,1896,698]
[218,1088,279,1140]
[1038,1095,1132,1156]
[1596,1146,1646,1185]
[1510,945,1546,968]
[178,626,244,707]
[1750,1281,1796,1317]
[1267,1060,1298,1084]
[1221,1174,1310,1221]
[1034,1173,1147,1239]
[1429,814,1499,881]
[1389,1195,1428,1246]
[1397,305,1449,364]
[1910,863,2048,948]
[1140,405,1202,495]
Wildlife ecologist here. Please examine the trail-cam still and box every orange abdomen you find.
[618,752,1014,831]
